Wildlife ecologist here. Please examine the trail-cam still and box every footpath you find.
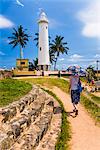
[52,86,100,150]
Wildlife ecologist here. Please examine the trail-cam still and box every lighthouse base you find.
[38,65,50,71]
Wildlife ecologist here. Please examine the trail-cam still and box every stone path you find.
[52,86,100,150]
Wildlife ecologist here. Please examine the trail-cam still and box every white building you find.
[38,11,50,71]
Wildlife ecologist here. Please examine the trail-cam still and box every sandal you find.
[75,110,78,116]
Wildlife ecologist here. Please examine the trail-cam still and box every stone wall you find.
[0,85,62,150]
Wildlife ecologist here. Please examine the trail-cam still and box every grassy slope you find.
[20,78,69,93]
[81,94,100,123]
[90,94,100,104]
[21,77,100,124]
[0,79,32,107]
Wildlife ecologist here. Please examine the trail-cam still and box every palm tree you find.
[8,25,30,59]
[86,65,96,82]
[33,58,38,70]
[50,35,69,70]
[29,58,38,71]
[49,49,56,65]
[34,33,39,47]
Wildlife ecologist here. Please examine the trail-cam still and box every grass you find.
[20,77,69,93]
[42,88,71,150]
[81,94,100,124]
[0,79,32,107]
[89,94,100,104]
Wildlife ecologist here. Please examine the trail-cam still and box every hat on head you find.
[71,67,78,75]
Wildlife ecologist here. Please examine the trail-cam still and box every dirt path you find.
[52,87,100,150]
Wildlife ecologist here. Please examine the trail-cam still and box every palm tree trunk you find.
[20,45,23,69]
[54,58,57,70]
[20,45,23,59]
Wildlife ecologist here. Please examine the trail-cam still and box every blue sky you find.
[0,0,100,70]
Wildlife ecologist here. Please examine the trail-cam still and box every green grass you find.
[81,94,100,124]
[42,88,71,150]
[20,78,69,93]
[89,94,100,104]
[0,79,32,107]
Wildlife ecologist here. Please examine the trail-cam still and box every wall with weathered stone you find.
[0,85,62,150]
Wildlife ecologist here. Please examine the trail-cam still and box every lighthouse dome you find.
[38,11,48,23]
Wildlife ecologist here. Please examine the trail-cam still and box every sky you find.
[0,0,100,70]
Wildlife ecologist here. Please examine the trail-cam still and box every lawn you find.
[90,94,100,105]
[20,77,69,93]
[0,79,32,107]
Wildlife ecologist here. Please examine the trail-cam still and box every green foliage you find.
[42,89,71,150]
[49,49,56,65]
[50,35,69,70]
[29,58,38,71]
[86,65,96,81]
[0,79,32,107]
[81,94,100,124]
[8,25,30,59]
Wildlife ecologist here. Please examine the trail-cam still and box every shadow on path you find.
[66,111,77,118]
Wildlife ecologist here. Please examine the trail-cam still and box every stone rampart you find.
[0,85,62,150]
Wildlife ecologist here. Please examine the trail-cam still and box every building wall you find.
[16,59,29,68]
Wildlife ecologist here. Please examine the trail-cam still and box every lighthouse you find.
[38,11,50,71]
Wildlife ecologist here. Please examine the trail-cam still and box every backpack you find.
[77,79,83,93]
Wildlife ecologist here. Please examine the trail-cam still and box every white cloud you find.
[49,18,65,29]
[77,0,100,38]
[94,54,100,58]
[16,0,24,7]
[68,54,83,62]
[70,54,83,59]
[0,15,14,29]
[59,58,65,61]
[0,51,5,56]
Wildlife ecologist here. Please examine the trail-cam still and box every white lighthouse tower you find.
[38,11,50,71]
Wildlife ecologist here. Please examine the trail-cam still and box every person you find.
[69,69,81,116]
[91,78,95,92]
[58,70,61,78]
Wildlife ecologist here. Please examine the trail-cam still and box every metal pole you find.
[96,60,99,80]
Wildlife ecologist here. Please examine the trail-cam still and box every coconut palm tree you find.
[49,49,56,65]
[8,25,30,59]
[50,35,69,70]
[34,33,39,47]
[29,58,38,71]
[33,58,38,70]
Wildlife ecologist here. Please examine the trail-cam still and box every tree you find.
[49,49,56,65]
[34,33,39,47]
[33,58,38,70]
[29,58,38,71]
[50,35,69,70]
[86,65,96,82]
[8,25,30,59]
